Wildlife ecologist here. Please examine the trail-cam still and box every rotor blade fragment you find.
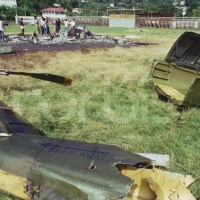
[1,70,72,86]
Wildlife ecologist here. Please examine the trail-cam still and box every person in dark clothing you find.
[56,18,61,33]
[46,17,50,35]
[19,18,24,35]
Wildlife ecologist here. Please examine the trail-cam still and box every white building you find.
[72,8,83,14]
[41,7,66,19]
[0,0,17,6]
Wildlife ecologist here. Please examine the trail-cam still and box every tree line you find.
[0,0,200,20]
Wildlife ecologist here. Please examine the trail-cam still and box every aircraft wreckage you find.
[150,31,200,108]
[0,69,196,200]
[1,26,155,52]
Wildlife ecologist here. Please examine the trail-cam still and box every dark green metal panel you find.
[183,78,200,107]
[150,32,200,107]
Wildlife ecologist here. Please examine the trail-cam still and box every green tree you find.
[186,0,200,16]
[137,1,175,14]
[192,6,200,17]
[137,2,159,13]
[148,0,173,3]
[156,2,176,14]
[0,6,16,20]
[17,0,54,15]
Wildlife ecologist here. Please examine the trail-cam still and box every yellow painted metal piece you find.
[154,83,185,103]
[0,169,29,199]
[118,165,195,200]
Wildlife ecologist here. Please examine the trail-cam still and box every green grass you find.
[0,27,200,198]
[5,22,200,37]
[5,24,52,34]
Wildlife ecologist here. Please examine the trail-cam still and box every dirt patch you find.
[0,33,156,71]
[9,41,115,53]
[0,41,115,70]
[0,51,56,70]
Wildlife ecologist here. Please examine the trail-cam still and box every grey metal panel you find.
[0,134,150,199]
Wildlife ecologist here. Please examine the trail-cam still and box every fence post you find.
[133,18,136,28]
[172,20,176,29]
[194,20,199,29]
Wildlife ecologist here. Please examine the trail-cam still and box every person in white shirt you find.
[0,19,5,42]
[63,19,70,36]
[40,16,46,35]
[70,19,76,29]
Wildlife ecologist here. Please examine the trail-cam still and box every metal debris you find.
[3,28,156,47]
[136,153,170,168]
[118,164,196,200]
[25,181,40,200]
[0,85,197,199]
[150,31,200,107]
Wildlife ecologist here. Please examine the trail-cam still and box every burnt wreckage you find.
[0,70,196,199]
[2,26,155,48]
[150,31,200,107]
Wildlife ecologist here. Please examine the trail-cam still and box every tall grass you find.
[0,27,199,198]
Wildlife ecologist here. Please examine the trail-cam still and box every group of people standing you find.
[33,16,76,37]
[34,16,50,35]
[63,18,75,36]
[54,18,76,36]
[0,16,76,41]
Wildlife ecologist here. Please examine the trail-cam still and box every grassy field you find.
[0,26,200,198]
